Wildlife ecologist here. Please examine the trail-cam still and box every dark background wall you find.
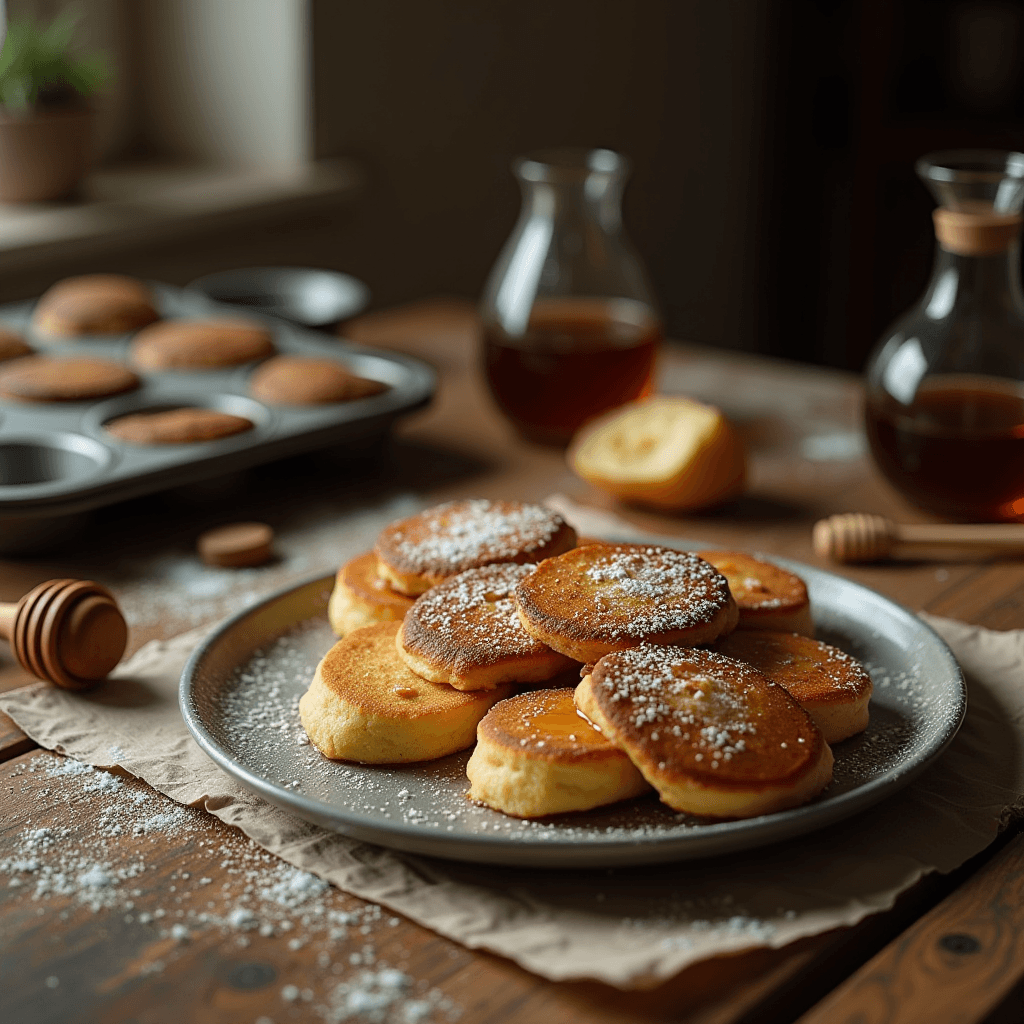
[313,0,1024,371]
[311,0,773,356]
[6,0,1021,373]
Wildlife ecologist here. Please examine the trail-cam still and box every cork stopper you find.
[933,207,1022,256]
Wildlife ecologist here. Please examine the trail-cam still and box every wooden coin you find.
[131,319,274,370]
[31,274,159,336]
[0,356,140,402]
[249,355,387,405]
[197,522,275,567]
[104,407,254,445]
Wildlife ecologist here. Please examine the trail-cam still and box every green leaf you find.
[0,6,111,109]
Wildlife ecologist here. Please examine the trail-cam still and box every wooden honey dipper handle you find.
[0,579,128,690]
[813,513,1024,563]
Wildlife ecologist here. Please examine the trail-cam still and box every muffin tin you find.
[0,283,435,546]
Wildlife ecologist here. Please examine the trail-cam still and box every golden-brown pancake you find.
[375,499,577,596]
[515,543,738,663]
[299,622,511,763]
[0,329,32,363]
[130,319,274,370]
[328,551,414,637]
[575,644,833,818]
[466,688,651,817]
[396,563,576,691]
[698,550,813,635]
[31,275,159,336]
[713,630,872,744]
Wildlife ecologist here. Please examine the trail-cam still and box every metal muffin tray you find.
[0,283,435,542]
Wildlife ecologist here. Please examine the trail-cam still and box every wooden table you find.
[2,300,1023,1024]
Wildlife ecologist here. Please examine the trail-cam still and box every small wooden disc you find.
[197,522,275,567]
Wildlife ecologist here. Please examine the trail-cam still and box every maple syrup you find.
[865,376,1024,521]
[483,297,661,445]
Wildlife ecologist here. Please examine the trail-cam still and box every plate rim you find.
[179,541,967,867]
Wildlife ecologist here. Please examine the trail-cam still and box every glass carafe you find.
[480,148,661,445]
[864,150,1024,521]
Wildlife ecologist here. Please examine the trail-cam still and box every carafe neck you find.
[923,242,1024,320]
[519,176,623,234]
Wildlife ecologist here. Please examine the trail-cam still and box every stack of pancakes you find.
[300,500,873,822]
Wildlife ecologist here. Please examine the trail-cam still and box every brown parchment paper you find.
[3,503,1024,988]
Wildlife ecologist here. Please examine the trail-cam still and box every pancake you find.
[396,563,576,691]
[375,499,577,596]
[328,551,414,637]
[0,356,140,402]
[466,688,651,817]
[299,622,511,763]
[250,355,387,405]
[31,275,159,336]
[575,644,833,818]
[698,550,812,635]
[104,407,253,444]
[0,329,32,363]
[515,543,738,663]
[713,630,872,744]
[130,319,274,370]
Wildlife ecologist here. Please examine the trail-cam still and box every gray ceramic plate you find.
[180,543,966,868]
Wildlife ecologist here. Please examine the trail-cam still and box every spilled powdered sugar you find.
[3,752,462,1023]
[377,499,566,576]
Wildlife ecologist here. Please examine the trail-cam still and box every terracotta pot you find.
[0,106,94,202]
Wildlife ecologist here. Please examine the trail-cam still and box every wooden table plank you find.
[795,831,1024,1024]
[0,709,33,763]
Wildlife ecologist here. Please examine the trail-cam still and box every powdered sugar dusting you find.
[3,752,462,1022]
[519,546,733,642]
[403,563,550,669]
[591,644,818,775]
[377,499,568,577]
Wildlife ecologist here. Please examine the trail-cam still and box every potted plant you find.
[0,8,108,202]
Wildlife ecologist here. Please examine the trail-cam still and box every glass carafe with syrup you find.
[864,150,1024,521]
[480,148,661,445]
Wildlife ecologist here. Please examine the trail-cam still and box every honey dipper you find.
[813,513,1024,564]
[0,579,128,689]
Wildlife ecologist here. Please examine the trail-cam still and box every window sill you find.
[0,159,364,273]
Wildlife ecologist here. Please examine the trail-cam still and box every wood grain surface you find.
[1,299,1022,1024]
[796,833,1024,1024]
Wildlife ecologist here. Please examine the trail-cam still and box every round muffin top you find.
[249,355,387,405]
[130,319,274,370]
[0,356,140,402]
[103,407,254,445]
[32,275,159,336]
